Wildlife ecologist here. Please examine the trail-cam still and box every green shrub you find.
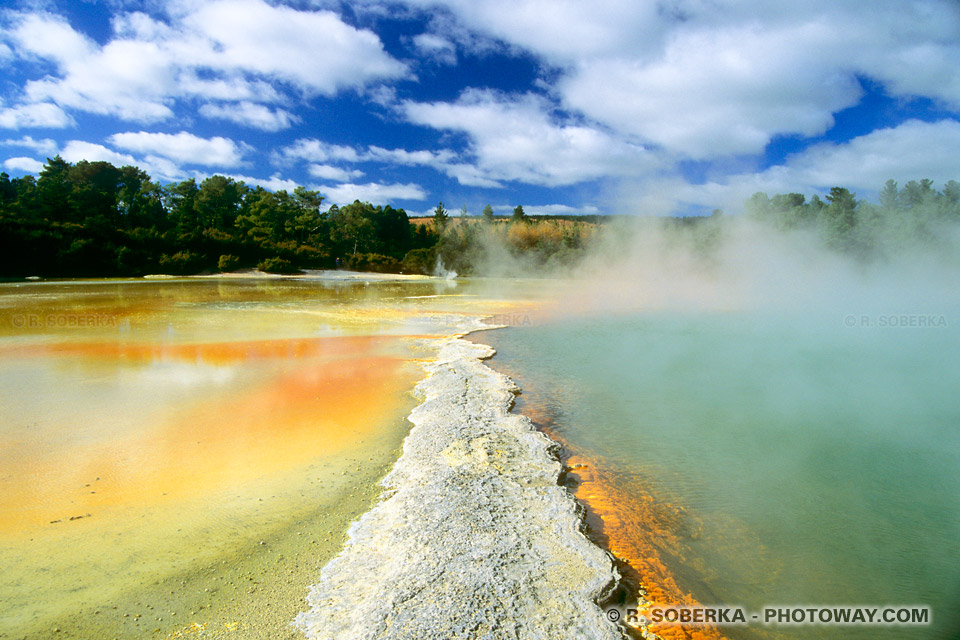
[158,250,204,275]
[293,245,334,269]
[401,247,437,274]
[348,252,402,273]
[218,254,241,272]
[256,257,300,274]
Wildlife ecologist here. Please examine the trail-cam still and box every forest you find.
[0,156,599,277]
[0,156,957,278]
[743,178,960,260]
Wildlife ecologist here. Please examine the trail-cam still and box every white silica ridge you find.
[294,327,624,640]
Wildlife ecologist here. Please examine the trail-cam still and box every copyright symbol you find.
[606,609,621,622]
[12,315,25,328]
[843,315,856,327]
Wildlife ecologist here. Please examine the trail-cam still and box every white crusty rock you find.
[294,334,623,640]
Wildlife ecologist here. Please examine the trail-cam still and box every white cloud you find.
[366,145,456,166]
[1,135,58,155]
[3,1,408,125]
[52,139,185,180]
[307,164,365,181]
[12,12,176,122]
[278,122,651,190]
[273,138,362,165]
[757,119,960,190]
[108,131,249,167]
[223,173,300,192]
[198,102,300,131]
[279,139,500,186]
[400,0,664,62]
[60,140,138,167]
[440,163,504,189]
[9,12,96,66]
[0,102,73,129]
[3,156,45,173]
[560,21,863,158]
[401,0,960,160]
[413,33,457,65]
[318,181,427,205]
[112,10,172,42]
[182,0,409,95]
[646,119,960,215]
[845,2,960,108]
[401,89,654,186]
[524,204,601,216]
[177,74,281,103]
[139,155,184,182]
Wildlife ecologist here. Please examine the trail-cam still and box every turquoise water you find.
[486,309,960,640]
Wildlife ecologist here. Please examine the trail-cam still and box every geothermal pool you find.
[485,308,960,640]
[0,276,536,639]
[1,275,957,640]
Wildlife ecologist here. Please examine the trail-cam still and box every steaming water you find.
[5,273,957,639]
[486,309,960,640]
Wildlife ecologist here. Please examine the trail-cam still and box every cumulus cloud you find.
[401,0,960,160]
[399,0,664,62]
[12,12,176,122]
[180,0,409,94]
[108,131,249,167]
[2,0,408,125]
[318,181,427,205]
[8,12,96,65]
[401,89,654,186]
[366,145,457,166]
[273,138,362,165]
[278,124,650,190]
[368,145,504,188]
[755,119,960,190]
[413,33,457,65]
[307,164,365,181]
[223,173,300,192]
[60,141,138,167]
[624,119,960,215]
[560,22,864,158]
[1,135,58,156]
[3,0,957,212]
[198,102,300,131]
[277,138,498,186]
[0,102,73,129]
[3,156,45,173]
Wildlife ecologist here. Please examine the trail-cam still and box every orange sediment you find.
[0,335,421,535]
[519,398,726,640]
[563,449,725,640]
[0,334,413,364]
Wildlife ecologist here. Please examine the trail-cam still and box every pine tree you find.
[433,201,449,231]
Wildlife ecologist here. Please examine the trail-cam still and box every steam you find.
[439,200,960,324]
[432,256,458,280]
[574,214,960,320]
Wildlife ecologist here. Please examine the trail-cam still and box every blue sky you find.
[1,0,958,216]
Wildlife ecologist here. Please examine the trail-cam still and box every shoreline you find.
[294,321,625,639]
[2,270,437,285]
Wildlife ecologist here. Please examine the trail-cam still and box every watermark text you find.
[607,605,931,627]
[11,313,118,329]
[843,314,946,328]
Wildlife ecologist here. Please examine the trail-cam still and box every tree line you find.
[744,179,960,260]
[0,156,442,277]
[1,155,956,278]
[0,156,600,278]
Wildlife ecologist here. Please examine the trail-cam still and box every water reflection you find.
[0,276,538,639]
